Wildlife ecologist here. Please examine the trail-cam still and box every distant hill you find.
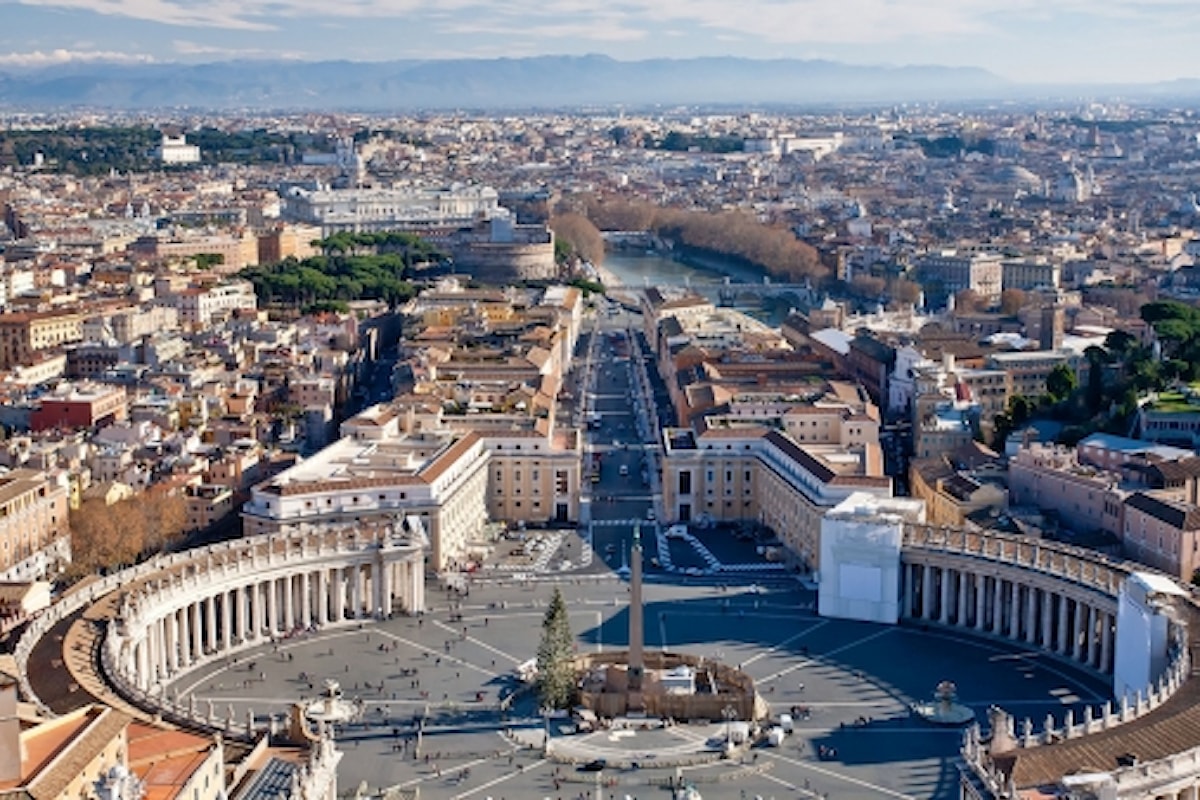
[0,55,1011,110]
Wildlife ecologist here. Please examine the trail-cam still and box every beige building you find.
[0,310,84,370]
[1001,259,1062,291]
[0,469,70,582]
[1008,442,1126,538]
[1122,492,1200,582]
[165,280,258,329]
[986,349,1086,401]
[909,456,1007,528]
[660,426,890,568]
[132,231,259,271]
[243,404,581,569]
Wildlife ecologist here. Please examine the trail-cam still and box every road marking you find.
[432,620,523,665]
[376,630,499,678]
[758,627,896,684]
[451,757,549,799]
[762,750,919,799]
[741,620,830,667]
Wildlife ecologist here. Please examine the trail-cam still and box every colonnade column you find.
[1024,587,1037,645]
[190,602,202,664]
[921,564,933,620]
[266,578,279,638]
[991,577,1004,635]
[1100,612,1113,673]
[205,596,217,654]
[316,570,328,626]
[221,592,232,651]
[1057,596,1070,656]
[1084,606,1094,671]
[956,571,968,627]
[939,568,951,624]
[301,573,312,628]
[381,561,393,617]
[166,611,179,673]
[974,574,985,631]
[1040,589,1053,650]
[1073,602,1087,662]
[1008,583,1022,640]
[407,560,423,613]
[284,575,295,632]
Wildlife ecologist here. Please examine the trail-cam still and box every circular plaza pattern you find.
[159,573,1108,799]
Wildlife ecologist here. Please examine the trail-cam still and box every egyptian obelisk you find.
[628,525,645,708]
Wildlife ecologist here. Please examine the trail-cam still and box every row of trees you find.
[240,254,416,310]
[314,231,444,262]
[66,494,188,580]
[549,213,606,266]
[573,196,825,283]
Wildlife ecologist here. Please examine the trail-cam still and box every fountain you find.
[912,680,975,725]
[304,680,362,725]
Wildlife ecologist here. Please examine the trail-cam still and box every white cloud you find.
[0,48,156,65]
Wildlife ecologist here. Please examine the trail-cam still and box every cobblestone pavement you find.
[170,575,1110,799]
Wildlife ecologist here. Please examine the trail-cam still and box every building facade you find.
[0,468,70,582]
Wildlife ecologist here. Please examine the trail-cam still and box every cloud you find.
[7,0,1200,53]
[0,48,156,65]
[171,39,308,58]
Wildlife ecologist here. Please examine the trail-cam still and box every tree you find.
[549,213,605,266]
[888,277,922,306]
[850,274,886,301]
[536,587,575,710]
[1046,363,1078,403]
[999,288,1027,316]
[953,289,985,313]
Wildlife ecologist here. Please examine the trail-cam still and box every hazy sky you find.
[1,0,1198,84]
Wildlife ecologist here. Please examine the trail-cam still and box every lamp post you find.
[722,704,737,752]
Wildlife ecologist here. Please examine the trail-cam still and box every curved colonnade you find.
[11,521,1200,796]
[15,525,425,738]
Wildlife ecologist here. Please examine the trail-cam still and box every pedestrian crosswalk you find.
[590,518,658,528]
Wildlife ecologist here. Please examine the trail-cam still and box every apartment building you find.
[165,280,258,329]
[0,468,70,582]
[0,309,85,369]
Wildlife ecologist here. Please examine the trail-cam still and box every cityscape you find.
[5,44,1200,800]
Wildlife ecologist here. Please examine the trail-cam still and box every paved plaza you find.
[168,573,1110,799]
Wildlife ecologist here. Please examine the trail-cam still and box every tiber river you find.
[600,251,796,325]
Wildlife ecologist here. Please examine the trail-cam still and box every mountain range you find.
[0,55,1014,110]
[2,55,1198,111]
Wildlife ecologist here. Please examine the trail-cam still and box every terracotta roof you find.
[25,708,132,800]
[417,432,480,483]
